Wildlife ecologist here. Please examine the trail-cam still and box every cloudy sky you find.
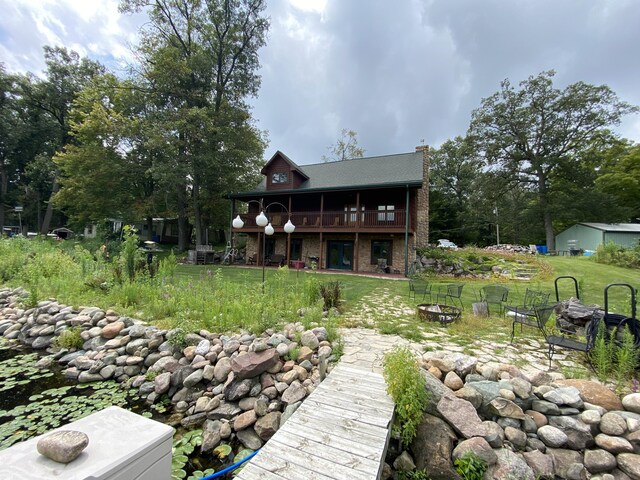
[1,0,639,164]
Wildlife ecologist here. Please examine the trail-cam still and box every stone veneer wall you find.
[415,145,429,249]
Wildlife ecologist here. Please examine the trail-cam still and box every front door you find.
[327,241,353,270]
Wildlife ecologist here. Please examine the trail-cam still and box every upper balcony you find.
[232,209,411,233]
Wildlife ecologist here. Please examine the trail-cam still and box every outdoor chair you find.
[543,304,600,368]
[266,254,285,267]
[246,253,257,265]
[479,285,509,315]
[436,283,464,310]
[409,279,432,302]
[507,288,551,342]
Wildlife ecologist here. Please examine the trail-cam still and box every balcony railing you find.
[233,209,408,230]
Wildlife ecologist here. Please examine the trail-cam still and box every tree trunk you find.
[192,178,203,246]
[537,170,555,250]
[0,166,6,232]
[40,177,59,234]
[176,185,189,252]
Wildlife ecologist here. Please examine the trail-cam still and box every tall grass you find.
[0,236,316,335]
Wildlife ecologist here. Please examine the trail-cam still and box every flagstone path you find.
[339,287,588,378]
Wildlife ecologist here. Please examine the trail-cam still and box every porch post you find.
[319,194,324,269]
[287,195,292,266]
[230,199,235,250]
[405,186,409,277]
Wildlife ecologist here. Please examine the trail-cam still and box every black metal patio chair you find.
[506,288,551,342]
[409,279,432,302]
[479,285,509,315]
[436,283,464,310]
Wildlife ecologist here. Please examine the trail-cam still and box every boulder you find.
[254,412,281,440]
[230,349,280,380]
[451,437,497,466]
[410,414,461,480]
[522,450,555,480]
[556,379,623,412]
[485,449,535,480]
[437,396,486,438]
[617,453,640,479]
[584,449,617,474]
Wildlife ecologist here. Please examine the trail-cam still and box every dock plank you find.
[236,363,394,480]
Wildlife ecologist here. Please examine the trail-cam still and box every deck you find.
[235,363,395,480]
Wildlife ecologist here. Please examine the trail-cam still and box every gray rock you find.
[467,380,501,408]
[234,410,258,431]
[601,412,628,436]
[201,419,222,452]
[236,427,263,450]
[538,425,569,448]
[281,402,301,426]
[623,394,640,415]
[230,349,280,380]
[617,453,640,479]
[195,339,211,356]
[208,402,242,420]
[300,330,319,350]
[581,409,602,425]
[452,437,497,466]
[254,412,281,440]
[547,448,583,480]
[543,386,583,408]
[393,451,416,472]
[437,395,486,438]
[37,431,89,464]
[505,426,528,450]
[488,397,526,419]
[526,437,547,453]
[422,371,456,415]
[410,414,461,480]
[483,421,505,448]
[523,450,554,479]
[549,415,594,449]
[532,399,562,415]
[566,462,588,480]
[224,378,254,402]
[281,380,307,404]
[454,386,483,409]
[181,413,207,428]
[183,369,204,388]
[510,377,533,399]
[78,371,103,383]
[595,434,634,453]
[444,371,464,390]
[485,449,535,480]
[154,372,171,394]
[584,449,617,474]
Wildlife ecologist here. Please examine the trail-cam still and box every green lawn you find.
[178,256,638,320]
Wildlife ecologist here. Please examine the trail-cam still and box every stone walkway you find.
[339,287,588,379]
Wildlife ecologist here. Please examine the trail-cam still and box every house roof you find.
[578,223,640,233]
[232,150,424,197]
[260,150,309,180]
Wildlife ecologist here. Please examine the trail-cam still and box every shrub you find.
[53,327,84,350]
[383,347,428,448]
[454,452,488,480]
[593,241,640,269]
[318,281,342,311]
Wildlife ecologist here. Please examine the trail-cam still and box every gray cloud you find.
[2,0,638,164]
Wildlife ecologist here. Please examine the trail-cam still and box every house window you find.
[377,205,395,222]
[371,240,392,265]
[271,171,289,184]
[290,238,303,261]
[344,204,364,223]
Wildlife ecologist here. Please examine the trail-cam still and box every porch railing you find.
[232,209,408,229]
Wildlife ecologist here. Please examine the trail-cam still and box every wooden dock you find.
[235,363,395,480]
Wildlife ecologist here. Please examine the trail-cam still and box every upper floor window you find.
[271,171,289,184]
[377,205,395,222]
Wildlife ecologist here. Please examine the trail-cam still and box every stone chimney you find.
[415,145,429,248]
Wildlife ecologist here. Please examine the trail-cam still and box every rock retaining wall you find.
[0,287,334,453]
[398,350,640,479]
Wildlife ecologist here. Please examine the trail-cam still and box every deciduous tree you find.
[468,71,637,249]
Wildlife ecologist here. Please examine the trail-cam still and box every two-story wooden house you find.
[229,146,429,275]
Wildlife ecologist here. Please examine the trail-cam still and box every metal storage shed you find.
[555,223,640,252]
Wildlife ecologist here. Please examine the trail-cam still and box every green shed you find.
[555,223,640,252]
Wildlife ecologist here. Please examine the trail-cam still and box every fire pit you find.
[417,304,461,325]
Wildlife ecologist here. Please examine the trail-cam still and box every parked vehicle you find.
[437,239,458,250]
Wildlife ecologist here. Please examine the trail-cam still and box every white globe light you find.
[232,215,244,229]
[265,223,275,235]
[284,219,295,233]
[256,211,268,227]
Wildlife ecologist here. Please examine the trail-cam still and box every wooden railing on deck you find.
[233,209,408,230]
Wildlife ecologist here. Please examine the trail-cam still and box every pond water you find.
[0,341,238,479]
